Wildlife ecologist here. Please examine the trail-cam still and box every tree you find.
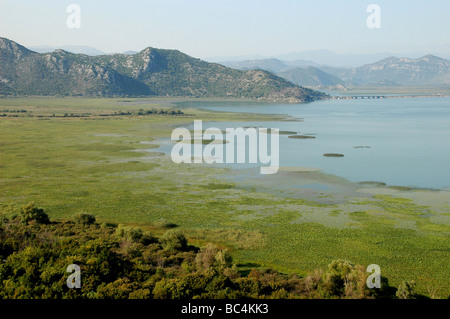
[20,202,50,225]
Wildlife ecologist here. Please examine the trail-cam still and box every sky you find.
[0,0,449,59]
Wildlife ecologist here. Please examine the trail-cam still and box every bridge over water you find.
[349,95,386,99]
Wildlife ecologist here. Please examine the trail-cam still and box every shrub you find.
[140,231,157,245]
[155,218,178,229]
[0,209,406,299]
[195,243,233,270]
[396,280,418,299]
[0,214,8,227]
[321,260,372,298]
[115,224,143,243]
[160,229,187,252]
[74,213,96,225]
[195,243,218,269]
[20,202,50,225]
[153,279,178,299]
[215,249,233,268]
[323,260,354,294]
[101,222,117,229]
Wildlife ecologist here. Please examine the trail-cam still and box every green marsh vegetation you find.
[0,97,448,298]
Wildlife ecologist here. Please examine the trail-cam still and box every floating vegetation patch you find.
[288,135,316,139]
[373,195,431,217]
[278,131,297,135]
[349,211,371,219]
[389,186,413,191]
[291,208,357,229]
[143,151,166,157]
[175,138,229,144]
[359,181,387,186]
[80,162,160,174]
[200,183,234,190]
[323,153,344,157]
[191,129,228,135]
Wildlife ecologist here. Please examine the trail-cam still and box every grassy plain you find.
[0,97,449,298]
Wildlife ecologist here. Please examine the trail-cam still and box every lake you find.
[176,97,450,190]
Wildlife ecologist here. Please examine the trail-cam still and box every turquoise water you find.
[177,97,450,189]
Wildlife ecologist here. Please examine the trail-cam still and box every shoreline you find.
[151,98,450,192]
[327,93,450,100]
[147,141,450,215]
[1,96,448,297]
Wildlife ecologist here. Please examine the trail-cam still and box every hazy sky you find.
[0,0,449,58]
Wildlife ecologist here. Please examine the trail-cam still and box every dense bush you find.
[396,280,418,299]
[160,229,188,252]
[0,205,413,299]
[195,243,232,270]
[115,224,144,243]
[20,202,50,225]
[73,213,96,226]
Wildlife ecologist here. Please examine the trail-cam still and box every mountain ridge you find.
[220,54,450,88]
[28,45,106,56]
[334,54,450,86]
[0,37,326,102]
[278,66,345,89]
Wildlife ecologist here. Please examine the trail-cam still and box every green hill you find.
[0,38,326,102]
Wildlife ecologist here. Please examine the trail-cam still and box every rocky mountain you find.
[220,54,450,88]
[220,58,339,88]
[220,58,322,73]
[275,50,395,68]
[0,38,326,102]
[325,55,450,86]
[0,39,149,96]
[220,58,293,73]
[28,45,106,56]
[278,66,345,89]
[122,50,138,55]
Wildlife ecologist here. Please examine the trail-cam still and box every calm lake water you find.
[176,97,450,190]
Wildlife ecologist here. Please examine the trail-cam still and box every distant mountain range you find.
[0,38,325,102]
[220,58,320,73]
[3,38,448,97]
[329,55,450,86]
[27,44,450,68]
[28,45,106,56]
[278,66,345,89]
[211,50,450,67]
[219,55,450,89]
[30,45,140,56]
[274,50,395,68]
